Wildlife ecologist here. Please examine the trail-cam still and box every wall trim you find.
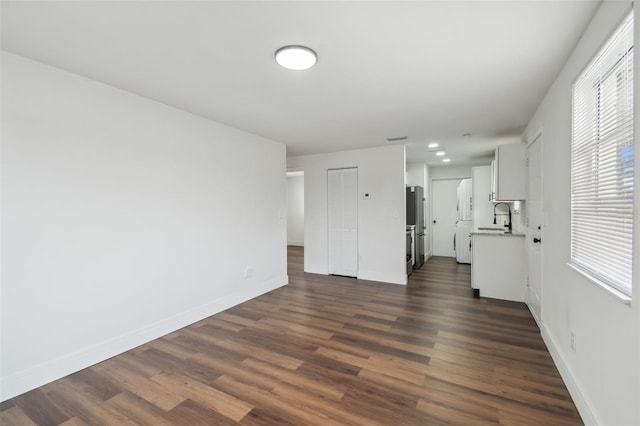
[287,240,304,247]
[0,275,288,402]
[540,324,598,426]
[527,303,543,331]
[357,270,407,285]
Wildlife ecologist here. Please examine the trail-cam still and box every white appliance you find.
[455,179,473,263]
[457,179,473,220]
[455,221,473,263]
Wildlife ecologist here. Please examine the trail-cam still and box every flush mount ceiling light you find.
[275,45,317,70]
[435,151,446,156]
[428,142,439,148]
[387,136,408,142]
[442,158,451,163]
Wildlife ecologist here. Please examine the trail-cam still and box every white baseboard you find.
[0,275,288,402]
[539,324,597,425]
[357,270,407,285]
[526,303,543,330]
[287,240,304,247]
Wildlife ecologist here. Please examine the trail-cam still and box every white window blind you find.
[571,12,634,298]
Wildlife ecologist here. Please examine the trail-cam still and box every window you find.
[571,11,634,299]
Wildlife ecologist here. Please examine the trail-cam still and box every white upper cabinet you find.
[490,144,527,201]
[472,165,493,226]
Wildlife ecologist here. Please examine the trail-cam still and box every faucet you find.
[493,202,512,233]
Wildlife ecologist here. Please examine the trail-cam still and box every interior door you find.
[432,179,460,257]
[527,135,543,324]
[328,168,358,277]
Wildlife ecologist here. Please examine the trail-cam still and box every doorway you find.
[527,133,543,325]
[286,171,305,273]
[328,168,358,277]
[286,171,304,247]
[432,179,460,257]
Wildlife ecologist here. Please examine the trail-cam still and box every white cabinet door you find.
[527,136,543,324]
[328,168,358,277]
[492,144,527,201]
[471,235,525,302]
[472,166,493,226]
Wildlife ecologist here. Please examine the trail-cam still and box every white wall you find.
[288,145,407,284]
[406,162,426,188]
[287,174,304,246]
[429,165,472,180]
[524,3,639,424]
[1,52,288,401]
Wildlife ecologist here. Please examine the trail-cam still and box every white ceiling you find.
[1,1,600,166]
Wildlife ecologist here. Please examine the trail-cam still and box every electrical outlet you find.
[570,331,576,352]
[245,267,254,279]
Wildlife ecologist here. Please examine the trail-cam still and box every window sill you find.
[567,263,632,306]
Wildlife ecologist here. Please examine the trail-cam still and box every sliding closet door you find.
[327,168,358,277]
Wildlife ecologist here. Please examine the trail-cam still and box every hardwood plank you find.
[314,346,369,368]
[97,360,185,411]
[11,388,70,426]
[167,399,236,426]
[239,407,299,426]
[44,379,136,425]
[103,392,176,426]
[212,375,331,425]
[66,369,121,402]
[0,406,38,426]
[189,353,277,392]
[270,382,381,426]
[150,373,253,422]
[416,398,497,426]
[241,358,347,401]
[57,417,89,426]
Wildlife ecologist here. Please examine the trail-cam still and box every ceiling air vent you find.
[386,136,408,142]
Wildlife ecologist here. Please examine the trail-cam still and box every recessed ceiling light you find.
[436,151,446,156]
[428,142,439,148]
[275,45,317,70]
[442,158,451,163]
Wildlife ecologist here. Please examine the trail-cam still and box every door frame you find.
[286,168,306,270]
[526,128,544,328]
[430,177,464,258]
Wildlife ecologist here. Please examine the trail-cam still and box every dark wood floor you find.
[1,247,582,425]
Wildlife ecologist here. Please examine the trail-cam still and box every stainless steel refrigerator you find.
[406,186,425,268]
